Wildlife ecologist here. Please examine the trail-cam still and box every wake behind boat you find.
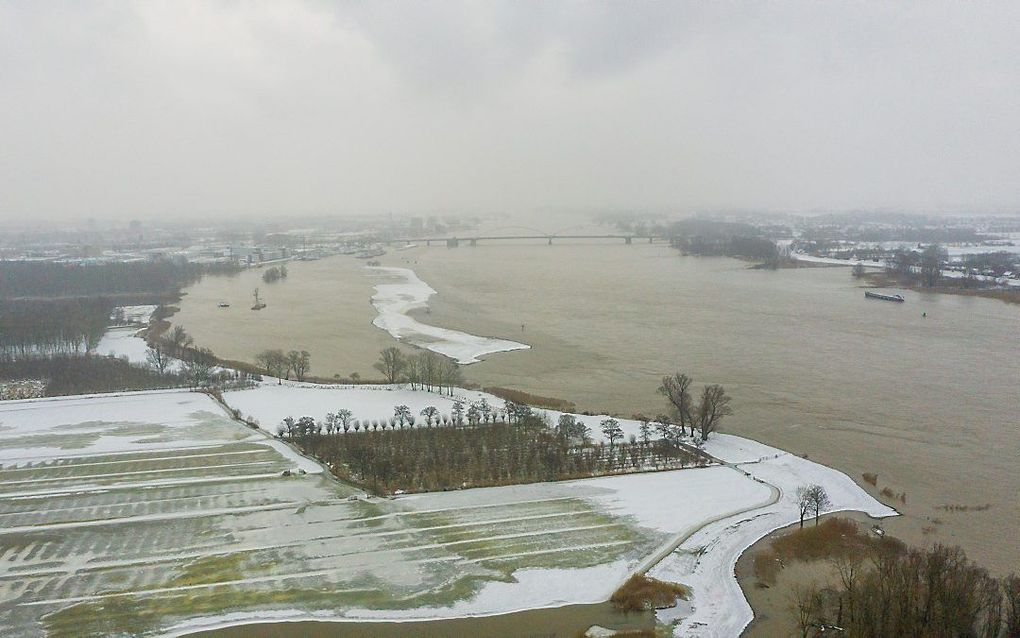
[865,291,905,302]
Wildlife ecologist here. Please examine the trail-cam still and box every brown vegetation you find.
[752,551,781,586]
[771,518,877,563]
[769,518,1018,637]
[861,472,878,486]
[878,487,906,503]
[610,575,690,612]
[484,386,576,412]
[936,503,992,512]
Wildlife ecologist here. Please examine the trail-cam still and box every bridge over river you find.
[384,234,661,247]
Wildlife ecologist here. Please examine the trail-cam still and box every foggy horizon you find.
[3,1,1020,222]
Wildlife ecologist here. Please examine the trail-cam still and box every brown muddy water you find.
[186,603,651,638]
[174,243,1020,582]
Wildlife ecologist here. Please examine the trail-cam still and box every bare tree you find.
[483,399,496,423]
[1005,574,1020,638]
[920,243,943,288]
[797,484,831,526]
[288,350,311,382]
[183,347,215,387]
[437,356,462,395]
[831,551,864,626]
[601,418,623,453]
[695,384,732,441]
[373,347,407,383]
[166,325,193,354]
[394,404,412,427]
[146,341,172,375]
[451,399,465,425]
[255,349,288,383]
[791,584,825,638]
[635,414,652,446]
[796,486,813,529]
[420,405,439,426]
[557,413,577,438]
[658,373,695,436]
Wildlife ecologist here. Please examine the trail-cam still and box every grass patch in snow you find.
[610,575,690,612]
[166,553,247,588]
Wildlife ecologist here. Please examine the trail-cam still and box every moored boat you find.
[865,291,904,302]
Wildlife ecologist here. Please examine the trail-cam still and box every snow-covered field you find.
[111,304,159,325]
[0,387,894,637]
[367,266,530,364]
[226,382,673,445]
[93,326,151,364]
[790,252,887,268]
[222,383,896,637]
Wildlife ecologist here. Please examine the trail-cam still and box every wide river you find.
[173,241,1019,575]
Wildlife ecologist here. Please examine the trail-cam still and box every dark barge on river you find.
[865,291,905,302]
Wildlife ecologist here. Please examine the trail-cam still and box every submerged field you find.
[0,388,892,637]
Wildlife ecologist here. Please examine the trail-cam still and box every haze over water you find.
[174,243,1019,573]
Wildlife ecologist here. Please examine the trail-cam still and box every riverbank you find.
[861,271,1020,304]
[735,511,886,637]
[175,602,654,638]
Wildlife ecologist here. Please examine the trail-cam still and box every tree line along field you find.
[293,415,706,494]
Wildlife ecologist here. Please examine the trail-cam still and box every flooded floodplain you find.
[173,244,1020,576]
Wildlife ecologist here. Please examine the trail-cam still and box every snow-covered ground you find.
[367,266,530,364]
[222,383,895,636]
[93,326,190,371]
[226,382,672,445]
[93,326,152,365]
[650,434,897,637]
[790,252,887,268]
[111,304,159,325]
[791,251,1020,287]
[225,382,494,428]
[1,387,894,637]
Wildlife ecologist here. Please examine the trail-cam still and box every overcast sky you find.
[1,1,1019,221]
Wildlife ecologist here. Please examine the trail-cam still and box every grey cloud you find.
[0,1,1018,221]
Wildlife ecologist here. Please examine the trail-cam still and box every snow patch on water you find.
[367,266,529,364]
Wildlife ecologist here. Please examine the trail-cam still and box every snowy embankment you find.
[222,383,896,636]
[650,434,898,637]
[790,252,887,268]
[367,266,530,364]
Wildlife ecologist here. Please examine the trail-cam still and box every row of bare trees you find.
[254,348,312,382]
[291,412,702,493]
[147,325,244,387]
[793,538,1019,638]
[658,372,733,441]
[373,346,463,393]
[0,297,112,360]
